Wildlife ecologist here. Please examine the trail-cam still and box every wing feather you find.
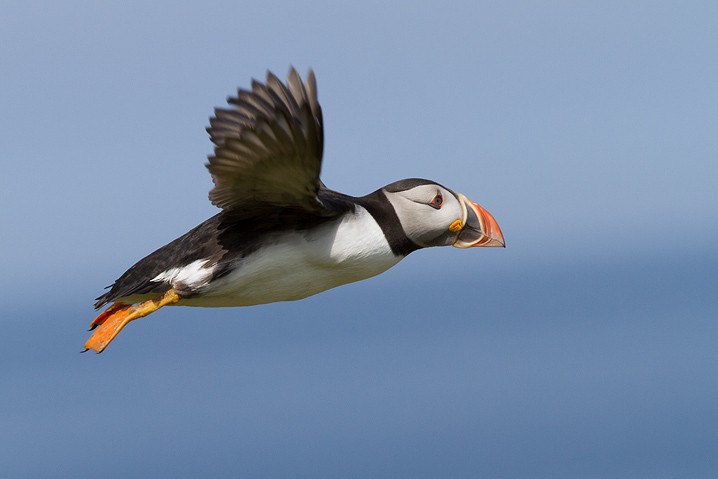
[206,68,329,217]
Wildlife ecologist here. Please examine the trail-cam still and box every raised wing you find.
[206,68,330,217]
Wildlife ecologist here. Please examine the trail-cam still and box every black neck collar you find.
[355,189,421,257]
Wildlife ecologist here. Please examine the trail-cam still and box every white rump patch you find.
[151,259,215,289]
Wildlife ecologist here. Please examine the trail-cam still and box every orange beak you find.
[453,194,505,248]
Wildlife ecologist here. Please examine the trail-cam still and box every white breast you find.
[179,206,402,307]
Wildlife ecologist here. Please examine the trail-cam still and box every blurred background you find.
[1,1,716,477]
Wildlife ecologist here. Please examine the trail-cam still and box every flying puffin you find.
[84,68,505,353]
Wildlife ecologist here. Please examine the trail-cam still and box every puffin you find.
[84,68,505,353]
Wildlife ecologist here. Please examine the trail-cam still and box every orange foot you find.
[84,289,180,354]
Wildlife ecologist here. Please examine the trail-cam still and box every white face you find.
[384,183,464,247]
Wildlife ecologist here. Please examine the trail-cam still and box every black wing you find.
[206,68,333,218]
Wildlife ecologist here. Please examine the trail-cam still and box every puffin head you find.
[382,178,505,249]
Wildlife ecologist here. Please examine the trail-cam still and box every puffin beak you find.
[453,194,505,248]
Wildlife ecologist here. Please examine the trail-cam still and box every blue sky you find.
[1,1,717,477]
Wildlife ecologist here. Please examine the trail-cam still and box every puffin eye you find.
[430,192,443,209]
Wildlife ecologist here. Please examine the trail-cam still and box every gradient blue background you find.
[2,1,717,477]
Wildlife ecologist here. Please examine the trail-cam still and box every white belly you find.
[179,206,402,307]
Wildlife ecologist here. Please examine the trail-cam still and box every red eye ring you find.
[430,193,443,208]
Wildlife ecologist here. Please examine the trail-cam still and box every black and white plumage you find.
[84,68,505,353]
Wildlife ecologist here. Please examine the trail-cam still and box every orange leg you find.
[84,289,180,354]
